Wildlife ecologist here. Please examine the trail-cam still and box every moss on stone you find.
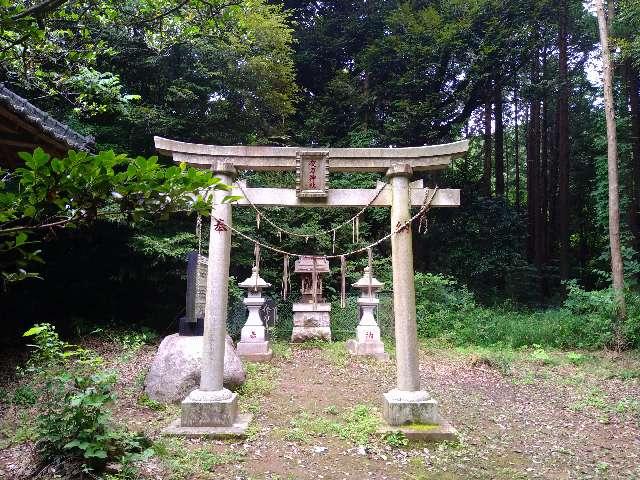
[402,423,440,431]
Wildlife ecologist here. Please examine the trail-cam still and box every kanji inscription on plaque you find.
[296,151,329,198]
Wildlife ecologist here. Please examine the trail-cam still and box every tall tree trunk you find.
[483,98,493,196]
[607,0,615,32]
[528,50,542,267]
[515,92,521,209]
[558,0,570,280]
[527,101,535,261]
[596,0,627,336]
[495,81,505,196]
[549,106,560,261]
[540,48,549,268]
[626,61,640,252]
[527,50,542,268]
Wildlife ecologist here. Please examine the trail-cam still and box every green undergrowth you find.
[4,324,154,478]
[423,340,640,383]
[271,341,293,360]
[279,404,380,445]
[293,339,349,367]
[414,273,640,350]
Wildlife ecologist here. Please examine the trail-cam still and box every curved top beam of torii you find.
[154,136,469,172]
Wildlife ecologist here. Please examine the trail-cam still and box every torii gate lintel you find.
[232,179,460,208]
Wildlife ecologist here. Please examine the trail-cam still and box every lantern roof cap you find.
[239,266,271,289]
[352,267,384,289]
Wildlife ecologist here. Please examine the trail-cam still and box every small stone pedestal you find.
[345,267,388,360]
[292,302,332,342]
[380,389,457,442]
[236,267,273,362]
[291,256,332,342]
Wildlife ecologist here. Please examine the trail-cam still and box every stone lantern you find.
[346,267,388,360]
[236,266,273,362]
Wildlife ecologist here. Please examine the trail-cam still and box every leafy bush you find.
[1,147,227,286]
[21,324,153,476]
[414,272,476,338]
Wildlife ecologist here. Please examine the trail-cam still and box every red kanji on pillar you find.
[214,219,228,232]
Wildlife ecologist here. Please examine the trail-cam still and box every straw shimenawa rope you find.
[208,186,440,260]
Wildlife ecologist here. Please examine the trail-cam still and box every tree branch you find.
[10,0,70,21]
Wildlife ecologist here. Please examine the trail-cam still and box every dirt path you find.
[1,340,639,480]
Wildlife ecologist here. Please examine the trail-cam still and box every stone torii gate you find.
[156,136,468,437]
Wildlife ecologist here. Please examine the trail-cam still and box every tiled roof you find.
[0,83,95,151]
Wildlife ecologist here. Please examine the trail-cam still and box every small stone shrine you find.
[291,255,331,342]
[236,266,273,362]
[346,267,388,360]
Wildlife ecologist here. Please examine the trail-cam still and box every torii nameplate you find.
[154,136,469,172]
[296,151,329,198]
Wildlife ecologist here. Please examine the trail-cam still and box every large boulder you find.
[144,334,246,404]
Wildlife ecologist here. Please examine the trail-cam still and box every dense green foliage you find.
[19,324,152,476]
[1,0,296,147]
[1,1,639,349]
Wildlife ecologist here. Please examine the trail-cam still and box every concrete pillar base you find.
[378,419,458,443]
[181,388,238,427]
[163,413,253,439]
[345,339,389,360]
[383,389,440,426]
[237,341,273,362]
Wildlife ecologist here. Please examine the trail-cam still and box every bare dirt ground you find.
[1,338,639,480]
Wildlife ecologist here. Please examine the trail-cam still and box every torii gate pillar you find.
[383,164,439,426]
[171,163,252,435]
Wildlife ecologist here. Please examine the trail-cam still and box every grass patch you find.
[154,437,245,480]
[614,397,640,416]
[450,345,516,375]
[271,341,293,360]
[237,362,280,414]
[384,431,408,448]
[293,340,349,367]
[0,411,38,448]
[607,368,640,380]
[529,346,560,366]
[569,387,609,413]
[137,393,165,411]
[279,405,380,446]
[565,352,590,365]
